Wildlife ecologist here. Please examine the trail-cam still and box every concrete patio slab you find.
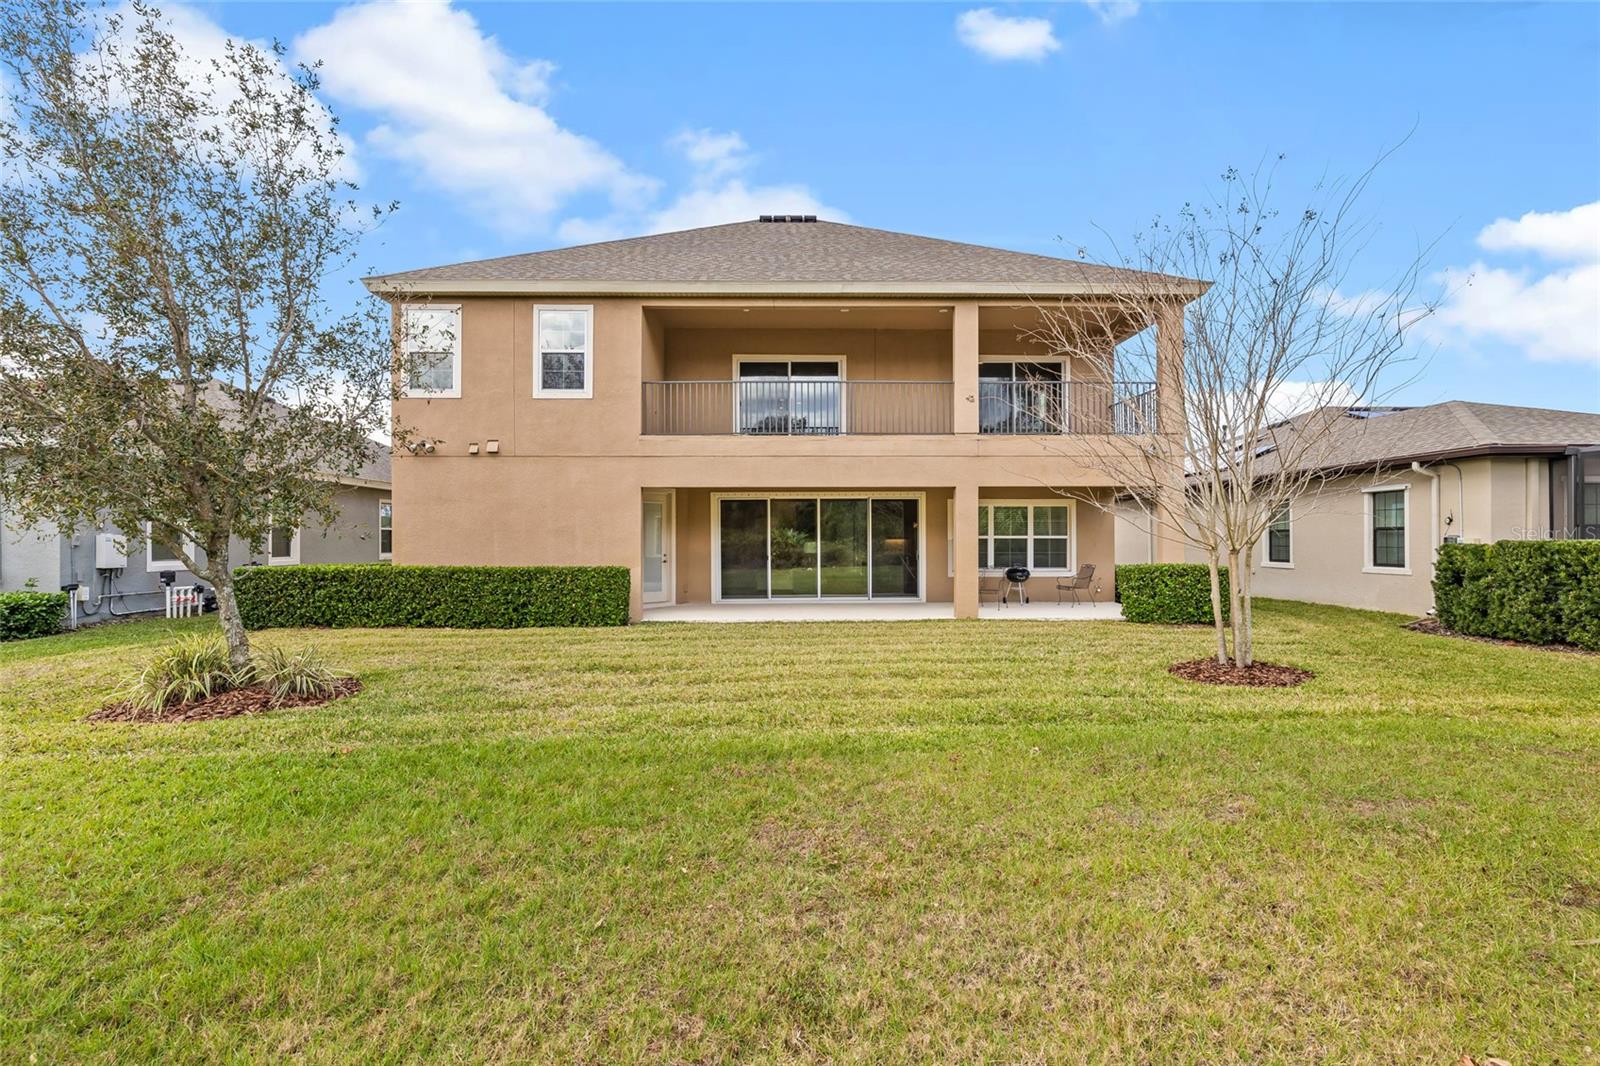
[640,601,1123,622]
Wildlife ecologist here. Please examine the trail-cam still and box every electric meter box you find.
[95,533,129,570]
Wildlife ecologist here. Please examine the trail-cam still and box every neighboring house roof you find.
[363,218,1206,298]
[1256,401,1600,477]
[347,439,391,488]
[197,381,391,489]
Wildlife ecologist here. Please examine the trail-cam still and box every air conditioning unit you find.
[95,533,128,570]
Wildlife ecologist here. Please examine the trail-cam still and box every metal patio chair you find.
[1056,563,1096,606]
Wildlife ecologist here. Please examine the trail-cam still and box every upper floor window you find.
[379,500,393,560]
[1265,503,1291,566]
[401,304,462,398]
[1366,486,1408,572]
[535,305,593,398]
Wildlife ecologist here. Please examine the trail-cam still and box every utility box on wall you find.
[95,533,128,570]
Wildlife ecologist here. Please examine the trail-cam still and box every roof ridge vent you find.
[758,214,818,223]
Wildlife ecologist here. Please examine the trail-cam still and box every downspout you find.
[1411,462,1440,603]
[1440,461,1467,540]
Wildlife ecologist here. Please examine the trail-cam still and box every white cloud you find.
[1263,379,1359,422]
[1083,0,1141,26]
[293,1,654,231]
[558,129,845,242]
[1429,202,1600,365]
[956,9,1060,62]
[71,3,359,180]
[669,129,750,181]
[1477,201,1600,262]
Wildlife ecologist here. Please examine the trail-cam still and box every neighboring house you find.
[365,216,1203,620]
[0,444,391,621]
[1116,402,1600,616]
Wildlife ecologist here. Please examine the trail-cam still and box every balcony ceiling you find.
[647,302,1149,339]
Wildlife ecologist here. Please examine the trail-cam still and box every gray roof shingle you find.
[1260,401,1600,475]
[366,219,1202,294]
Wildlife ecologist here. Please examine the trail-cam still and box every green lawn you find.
[3,601,1597,1063]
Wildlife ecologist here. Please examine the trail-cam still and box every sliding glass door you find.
[716,495,920,600]
[820,499,870,596]
[770,498,819,597]
[870,499,919,597]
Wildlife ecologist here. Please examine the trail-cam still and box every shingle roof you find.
[364,219,1204,296]
[351,440,391,486]
[1259,401,1600,476]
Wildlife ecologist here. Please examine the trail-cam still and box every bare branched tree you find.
[0,0,399,668]
[1023,156,1435,667]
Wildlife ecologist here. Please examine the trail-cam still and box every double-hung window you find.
[267,521,299,565]
[378,500,393,560]
[400,304,461,398]
[534,305,593,397]
[1265,503,1291,566]
[1367,487,1407,571]
[144,522,194,570]
[977,502,1073,572]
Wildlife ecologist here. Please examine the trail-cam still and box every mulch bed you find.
[1168,658,1313,687]
[1405,617,1596,656]
[87,678,362,724]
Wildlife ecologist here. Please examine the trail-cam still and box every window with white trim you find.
[1266,503,1291,565]
[267,521,299,565]
[534,305,593,397]
[976,502,1073,572]
[1369,488,1407,569]
[401,304,461,398]
[379,500,393,560]
[144,522,194,570]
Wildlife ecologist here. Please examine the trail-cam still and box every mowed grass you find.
[2,602,1598,1063]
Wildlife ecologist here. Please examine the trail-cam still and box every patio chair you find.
[979,573,1004,604]
[1056,563,1096,606]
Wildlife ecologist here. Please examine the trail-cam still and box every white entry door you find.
[642,491,674,605]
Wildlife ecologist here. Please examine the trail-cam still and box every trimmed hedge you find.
[1434,540,1600,651]
[235,564,630,629]
[1115,563,1229,624]
[0,591,68,642]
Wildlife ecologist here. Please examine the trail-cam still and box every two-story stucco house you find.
[365,217,1200,621]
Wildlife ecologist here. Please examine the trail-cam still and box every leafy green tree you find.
[0,0,396,668]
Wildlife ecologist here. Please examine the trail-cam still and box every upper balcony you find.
[642,378,1156,436]
[640,303,1162,438]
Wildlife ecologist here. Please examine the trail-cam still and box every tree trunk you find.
[209,567,252,673]
[1207,553,1228,665]
[1235,547,1248,665]
[1229,547,1248,669]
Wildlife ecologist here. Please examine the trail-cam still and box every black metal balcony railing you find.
[640,379,1159,436]
[643,380,954,435]
[979,380,1159,435]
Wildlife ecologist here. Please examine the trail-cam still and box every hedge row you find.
[1115,563,1229,624]
[235,564,631,629]
[0,591,68,642]
[1434,540,1600,651]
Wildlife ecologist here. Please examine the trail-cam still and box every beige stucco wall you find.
[658,485,1113,606]
[1246,457,1554,617]
[391,296,1180,619]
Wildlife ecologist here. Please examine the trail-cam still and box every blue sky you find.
[200,1,1599,411]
